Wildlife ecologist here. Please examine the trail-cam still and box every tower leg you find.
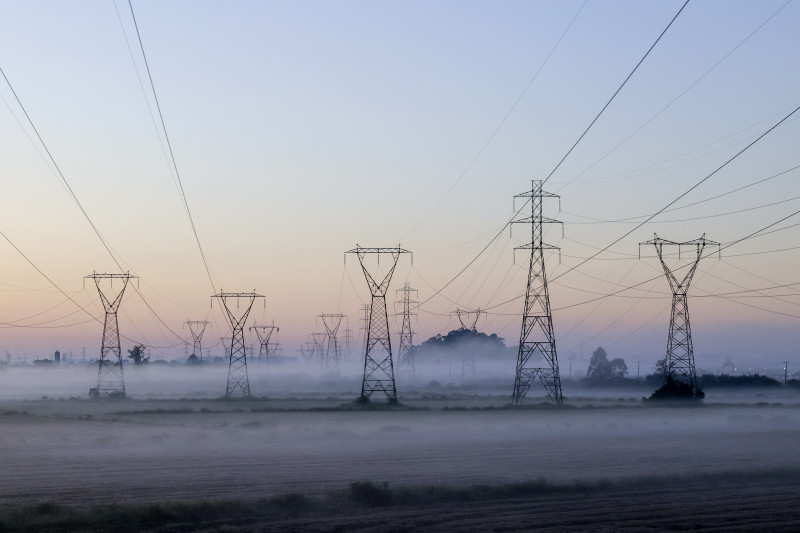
[361,295,397,401]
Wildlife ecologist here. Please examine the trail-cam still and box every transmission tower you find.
[212,292,264,398]
[346,245,411,401]
[640,233,719,398]
[86,272,137,398]
[455,308,482,331]
[454,308,482,379]
[186,320,210,361]
[318,313,345,373]
[358,303,370,356]
[250,321,279,367]
[342,327,355,360]
[396,283,418,376]
[511,180,564,405]
[300,341,316,363]
[310,332,328,370]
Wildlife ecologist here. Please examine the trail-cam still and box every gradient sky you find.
[1,0,799,373]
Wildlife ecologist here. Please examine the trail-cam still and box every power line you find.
[555,0,792,189]
[127,0,218,295]
[562,164,800,224]
[1,57,187,348]
[399,0,588,241]
[543,0,691,185]
[547,102,800,287]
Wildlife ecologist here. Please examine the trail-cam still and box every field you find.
[0,365,799,531]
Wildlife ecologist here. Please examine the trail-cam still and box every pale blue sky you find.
[0,0,798,371]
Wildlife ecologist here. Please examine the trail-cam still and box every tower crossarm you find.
[345,246,411,297]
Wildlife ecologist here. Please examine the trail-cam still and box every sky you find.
[0,0,799,373]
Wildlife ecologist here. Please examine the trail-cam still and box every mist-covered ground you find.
[0,363,798,531]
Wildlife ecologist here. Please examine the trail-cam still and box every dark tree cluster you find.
[409,328,509,362]
[584,347,628,383]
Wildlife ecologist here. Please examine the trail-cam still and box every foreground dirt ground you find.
[0,395,798,531]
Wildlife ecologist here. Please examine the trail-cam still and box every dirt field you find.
[0,366,799,530]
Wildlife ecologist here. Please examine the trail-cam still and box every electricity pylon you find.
[300,341,315,363]
[358,303,370,356]
[342,327,355,360]
[454,308,482,379]
[640,233,719,398]
[511,180,564,405]
[212,291,264,398]
[346,245,411,401]
[186,320,209,361]
[310,332,328,370]
[318,313,345,373]
[455,308,482,331]
[395,283,418,376]
[250,321,278,367]
[86,272,137,398]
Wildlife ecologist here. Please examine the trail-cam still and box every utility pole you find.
[640,234,719,398]
[635,360,641,378]
[396,282,418,377]
[511,181,563,405]
[86,271,137,398]
[212,291,264,398]
[318,313,345,373]
[250,321,278,367]
[186,320,210,361]
[346,245,411,402]
[783,361,789,384]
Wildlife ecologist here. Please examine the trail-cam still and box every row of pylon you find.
[88,181,710,403]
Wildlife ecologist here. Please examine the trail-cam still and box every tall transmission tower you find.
[455,308,482,331]
[454,308,482,379]
[318,313,345,373]
[358,303,370,356]
[640,234,719,398]
[86,272,137,398]
[212,292,264,398]
[310,332,328,370]
[342,327,355,360]
[186,320,210,361]
[511,180,564,405]
[346,245,411,401]
[395,283,418,376]
[300,341,315,363]
[250,322,279,367]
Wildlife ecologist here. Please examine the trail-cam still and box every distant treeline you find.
[576,373,799,389]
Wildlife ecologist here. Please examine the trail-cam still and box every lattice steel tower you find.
[318,313,345,373]
[250,322,278,367]
[212,292,263,398]
[640,234,719,397]
[186,320,209,361]
[454,308,482,379]
[87,272,137,398]
[346,245,411,401]
[358,303,370,356]
[396,283,418,376]
[511,181,563,405]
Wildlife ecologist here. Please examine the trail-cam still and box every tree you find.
[127,345,149,365]
[655,357,674,377]
[586,347,611,380]
[609,358,628,378]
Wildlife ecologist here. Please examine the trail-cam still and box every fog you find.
[1,360,799,531]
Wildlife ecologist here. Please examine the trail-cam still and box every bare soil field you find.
[0,366,798,530]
